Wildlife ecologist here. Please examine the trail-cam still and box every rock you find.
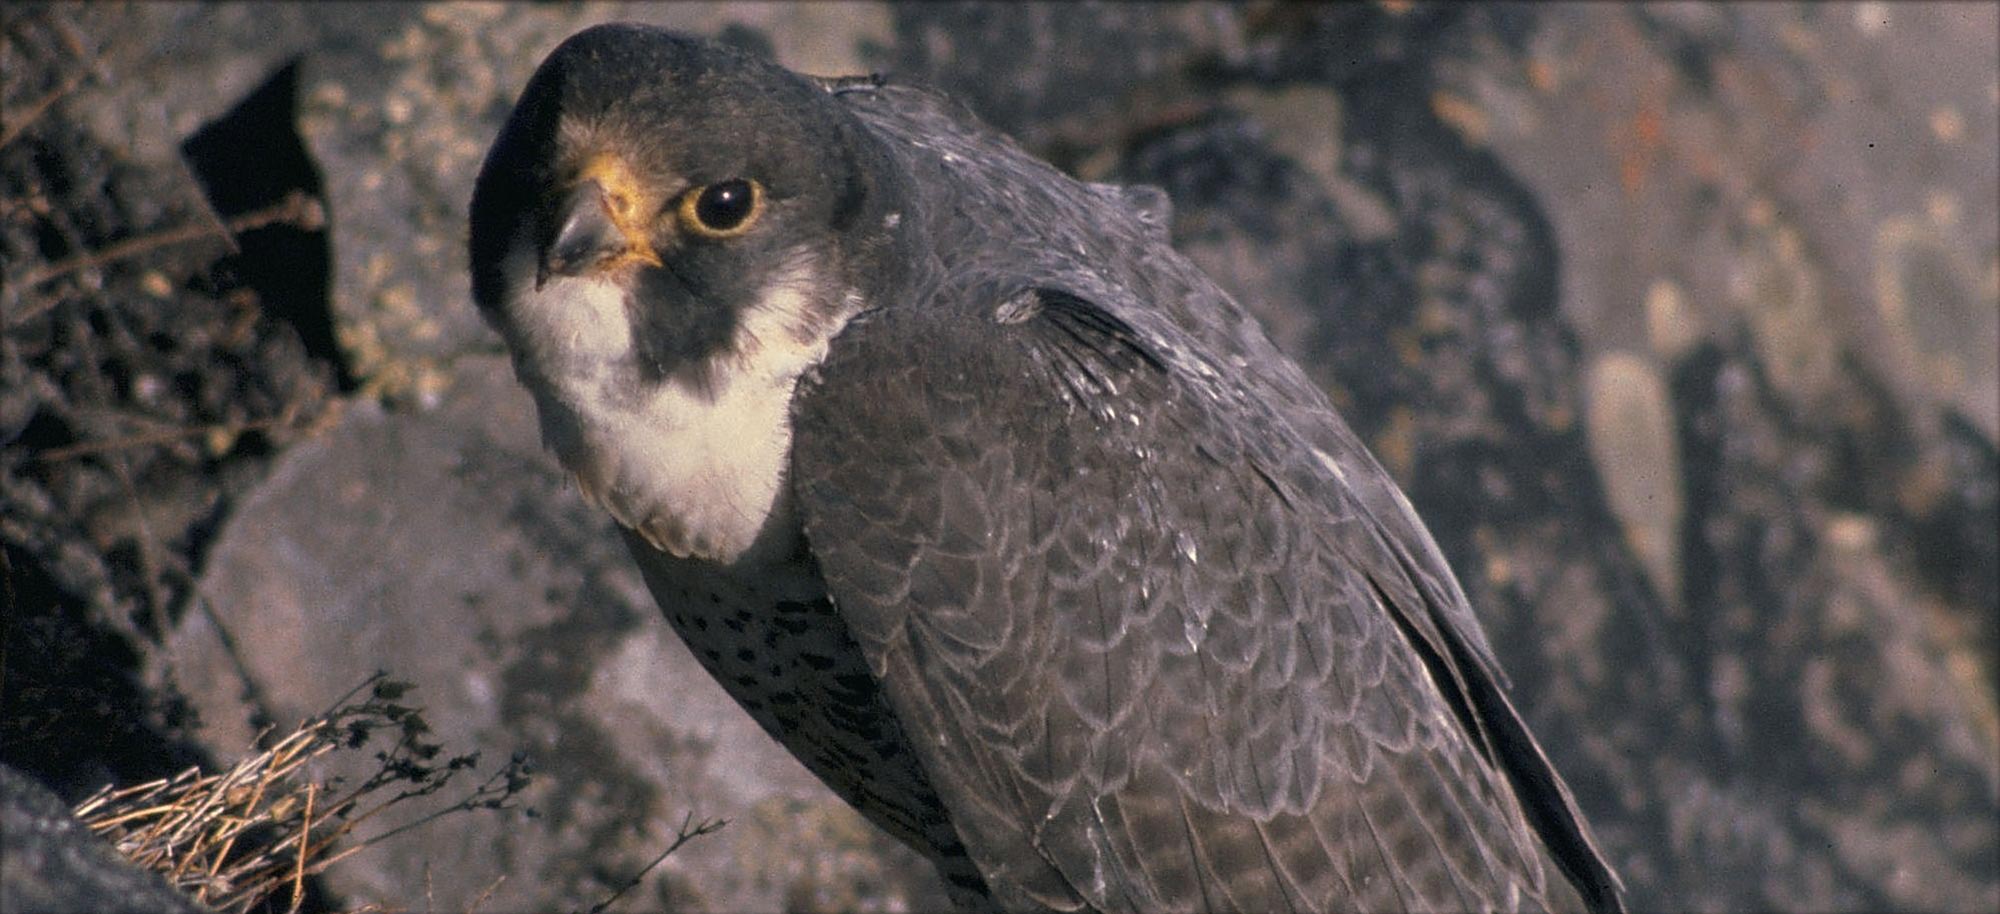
[0,763,210,914]
[1,6,332,802]
[169,357,949,912]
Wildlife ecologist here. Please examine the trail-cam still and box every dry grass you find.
[71,673,533,914]
[67,671,726,914]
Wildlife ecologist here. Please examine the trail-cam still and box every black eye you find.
[679,178,762,237]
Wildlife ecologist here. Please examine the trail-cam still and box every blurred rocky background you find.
[3,2,1993,912]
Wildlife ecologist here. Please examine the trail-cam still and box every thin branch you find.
[465,873,508,914]
[33,395,331,464]
[6,192,326,326]
[0,12,101,149]
[75,673,537,914]
[0,64,91,149]
[287,783,313,914]
[580,812,727,914]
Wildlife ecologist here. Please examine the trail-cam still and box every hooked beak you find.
[538,180,623,289]
[536,176,662,289]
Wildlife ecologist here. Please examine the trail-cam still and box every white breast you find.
[501,253,854,564]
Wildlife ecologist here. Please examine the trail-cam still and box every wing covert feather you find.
[792,288,1591,912]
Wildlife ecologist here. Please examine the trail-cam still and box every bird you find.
[468,23,1626,914]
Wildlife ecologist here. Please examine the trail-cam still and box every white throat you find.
[503,252,856,564]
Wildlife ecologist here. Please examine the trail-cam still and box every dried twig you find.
[465,873,508,914]
[73,672,534,914]
[0,61,92,149]
[32,395,334,464]
[288,781,314,914]
[6,191,326,327]
[580,811,728,914]
[0,12,100,149]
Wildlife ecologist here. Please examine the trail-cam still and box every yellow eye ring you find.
[676,178,764,239]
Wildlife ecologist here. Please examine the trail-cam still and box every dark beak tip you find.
[540,179,623,282]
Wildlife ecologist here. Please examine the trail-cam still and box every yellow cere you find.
[576,153,664,268]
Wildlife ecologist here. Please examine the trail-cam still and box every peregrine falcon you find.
[469,24,1625,913]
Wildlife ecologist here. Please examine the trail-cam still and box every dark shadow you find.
[181,59,353,392]
[0,543,209,800]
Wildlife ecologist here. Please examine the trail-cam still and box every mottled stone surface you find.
[171,357,951,912]
[5,3,1993,913]
[0,763,210,914]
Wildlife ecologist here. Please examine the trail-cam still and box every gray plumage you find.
[469,23,1624,913]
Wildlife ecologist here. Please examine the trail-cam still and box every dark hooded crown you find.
[468,23,905,378]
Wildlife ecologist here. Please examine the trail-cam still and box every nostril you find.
[603,189,635,221]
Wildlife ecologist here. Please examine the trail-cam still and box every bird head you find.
[469,23,906,399]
